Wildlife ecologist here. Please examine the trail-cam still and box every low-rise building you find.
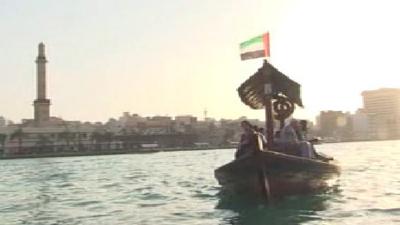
[0,116,6,127]
[350,108,369,140]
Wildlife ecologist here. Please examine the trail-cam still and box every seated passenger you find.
[253,126,267,149]
[235,121,258,159]
[281,119,314,158]
[272,130,285,150]
[298,120,331,161]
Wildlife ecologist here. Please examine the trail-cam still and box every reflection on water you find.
[217,183,340,225]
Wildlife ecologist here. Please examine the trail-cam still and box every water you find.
[0,140,399,225]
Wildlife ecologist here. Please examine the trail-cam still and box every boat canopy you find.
[238,60,303,109]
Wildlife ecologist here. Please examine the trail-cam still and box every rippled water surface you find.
[1,140,399,225]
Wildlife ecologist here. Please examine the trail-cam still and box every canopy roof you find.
[238,60,303,109]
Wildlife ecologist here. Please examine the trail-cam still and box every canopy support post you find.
[264,83,274,149]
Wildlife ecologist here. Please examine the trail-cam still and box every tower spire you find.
[33,42,50,126]
[38,42,46,58]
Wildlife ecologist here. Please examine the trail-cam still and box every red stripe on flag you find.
[263,33,270,57]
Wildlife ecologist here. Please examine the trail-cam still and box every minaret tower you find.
[33,43,51,125]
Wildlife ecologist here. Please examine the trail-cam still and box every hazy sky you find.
[1,0,399,123]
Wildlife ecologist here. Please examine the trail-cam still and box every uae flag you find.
[240,33,270,60]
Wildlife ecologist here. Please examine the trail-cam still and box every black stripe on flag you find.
[240,50,265,60]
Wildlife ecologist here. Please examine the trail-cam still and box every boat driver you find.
[235,120,258,159]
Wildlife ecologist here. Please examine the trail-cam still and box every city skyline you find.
[1,0,400,123]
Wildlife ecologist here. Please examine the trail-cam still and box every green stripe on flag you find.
[240,35,263,49]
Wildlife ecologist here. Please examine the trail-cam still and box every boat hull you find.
[214,150,339,200]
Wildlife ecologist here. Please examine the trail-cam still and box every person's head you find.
[289,119,299,129]
[299,120,307,131]
[240,120,252,131]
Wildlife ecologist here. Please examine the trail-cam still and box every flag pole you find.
[263,60,274,149]
[262,59,274,204]
[263,33,274,149]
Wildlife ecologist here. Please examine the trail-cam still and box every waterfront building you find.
[362,88,400,139]
[104,118,122,133]
[174,115,197,133]
[4,125,93,153]
[119,112,131,124]
[316,110,351,140]
[118,113,146,128]
[175,115,197,125]
[142,116,173,135]
[350,108,369,140]
[0,117,5,127]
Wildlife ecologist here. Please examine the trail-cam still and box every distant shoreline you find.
[0,146,235,160]
[320,138,400,145]
[2,138,399,160]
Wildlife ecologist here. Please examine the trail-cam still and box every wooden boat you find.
[215,149,339,200]
[214,60,340,201]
